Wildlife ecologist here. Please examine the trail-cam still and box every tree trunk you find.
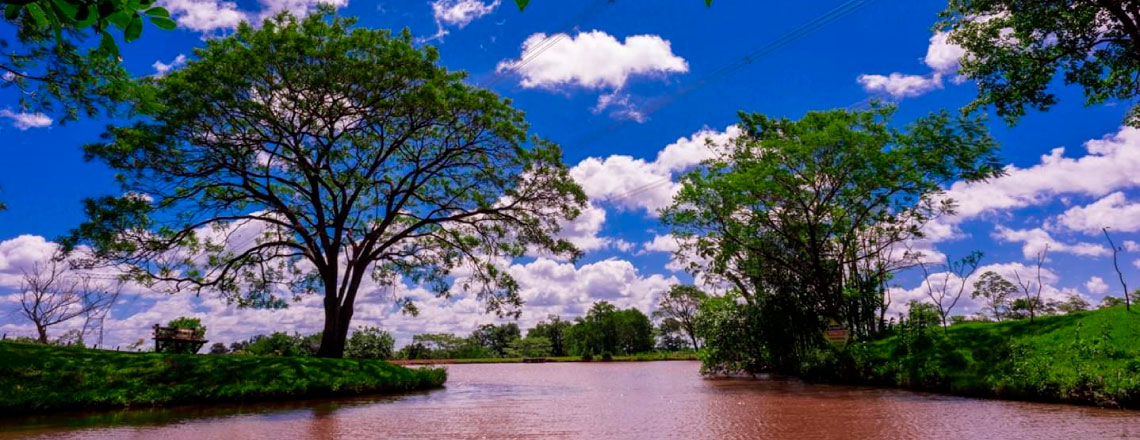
[316,286,359,358]
[36,324,48,344]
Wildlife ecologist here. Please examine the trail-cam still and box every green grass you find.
[833,306,1140,407]
[392,351,699,365]
[0,341,447,414]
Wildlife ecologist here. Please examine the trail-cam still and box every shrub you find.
[345,327,395,360]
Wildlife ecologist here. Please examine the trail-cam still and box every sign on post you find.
[824,319,849,345]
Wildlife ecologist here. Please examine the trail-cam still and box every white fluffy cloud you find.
[497,30,686,120]
[159,0,346,33]
[1055,192,1140,234]
[1085,276,1109,294]
[928,126,1140,242]
[432,0,499,27]
[569,125,739,214]
[0,109,51,130]
[991,225,1109,259]
[160,0,246,32]
[857,73,943,99]
[499,30,687,90]
[858,31,964,99]
[152,54,187,76]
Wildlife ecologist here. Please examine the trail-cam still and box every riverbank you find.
[810,306,1140,408]
[0,341,446,414]
[391,351,699,365]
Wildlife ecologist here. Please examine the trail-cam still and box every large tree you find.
[663,106,1003,370]
[63,12,586,357]
[941,0,1140,126]
[653,284,706,350]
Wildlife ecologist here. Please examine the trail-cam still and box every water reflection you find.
[2,361,1137,439]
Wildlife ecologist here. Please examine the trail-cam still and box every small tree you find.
[972,271,1017,322]
[653,284,706,350]
[208,342,229,354]
[1103,228,1132,312]
[344,326,395,359]
[1012,247,1048,322]
[917,251,983,330]
[167,317,206,337]
[18,260,119,344]
[1053,294,1090,315]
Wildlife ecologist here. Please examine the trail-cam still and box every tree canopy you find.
[665,106,1003,372]
[64,11,586,357]
[941,0,1140,126]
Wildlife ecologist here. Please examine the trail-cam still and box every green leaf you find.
[705,0,712,5]
[52,0,79,21]
[4,4,21,21]
[148,15,175,30]
[144,6,168,18]
[99,28,119,55]
[76,4,96,27]
[514,0,528,11]
[107,10,130,28]
[124,13,142,41]
[25,3,49,28]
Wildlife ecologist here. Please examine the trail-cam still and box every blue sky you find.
[2,0,1139,347]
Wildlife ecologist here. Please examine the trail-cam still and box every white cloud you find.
[923,31,966,76]
[152,54,187,76]
[1055,192,1140,234]
[1085,276,1109,294]
[0,109,51,130]
[432,0,498,27]
[499,30,687,90]
[1125,240,1140,252]
[160,0,246,32]
[642,234,681,254]
[857,31,965,99]
[930,126,1140,241]
[254,0,349,22]
[991,225,1109,259]
[857,73,943,98]
[159,0,347,33]
[569,125,739,215]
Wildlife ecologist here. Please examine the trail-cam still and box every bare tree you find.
[1012,246,1048,322]
[18,260,120,344]
[918,251,983,330]
[1103,227,1132,312]
[653,285,707,350]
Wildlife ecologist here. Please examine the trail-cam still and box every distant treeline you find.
[206,300,693,360]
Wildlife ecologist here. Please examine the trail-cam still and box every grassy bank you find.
[0,341,446,414]
[811,306,1140,407]
[392,351,699,365]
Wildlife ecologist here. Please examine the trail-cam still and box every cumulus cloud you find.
[1055,192,1140,234]
[1085,276,1109,294]
[991,225,1109,259]
[152,54,187,76]
[159,0,346,33]
[858,31,965,99]
[857,73,943,99]
[497,30,687,120]
[0,109,51,130]
[160,0,246,32]
[570,125,739,215]
[642,234,681,254]
[927,126,1140,243]
[433,0,498,27]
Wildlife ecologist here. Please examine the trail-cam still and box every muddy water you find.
[2,361,1138,439]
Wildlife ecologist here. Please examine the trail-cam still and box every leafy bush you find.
[345,327,395,360]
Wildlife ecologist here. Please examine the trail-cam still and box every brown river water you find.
[2,361,1138,439]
